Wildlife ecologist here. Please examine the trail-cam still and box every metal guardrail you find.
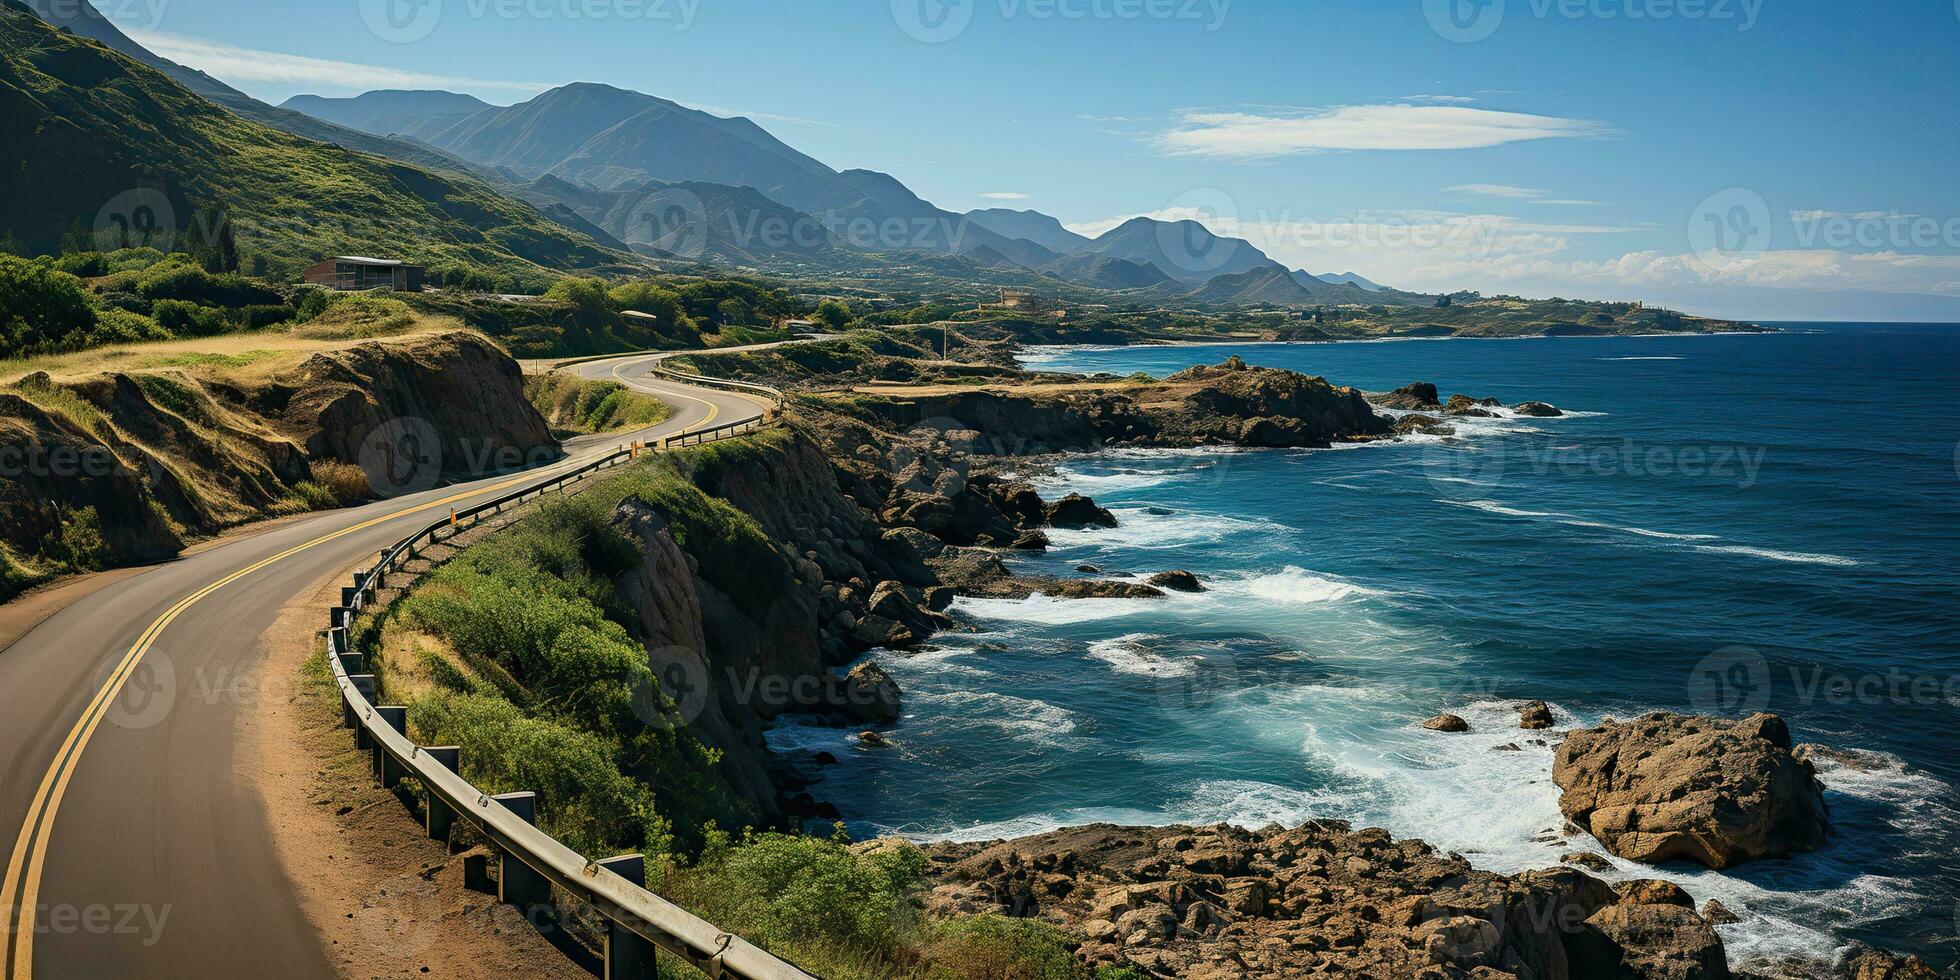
[324,366,807,980]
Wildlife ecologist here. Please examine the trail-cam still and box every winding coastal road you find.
[0,349,776,979]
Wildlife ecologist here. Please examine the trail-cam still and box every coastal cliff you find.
[0,331,555,596]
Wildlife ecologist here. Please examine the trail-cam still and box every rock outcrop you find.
[1047,492,1118,529]
[1423,713,1471,733]
[1552,712,1830,869]
[1368,382,1443,411]
[913,821,1733,979]
[1,332,555,576]
[1146,570,1205,593]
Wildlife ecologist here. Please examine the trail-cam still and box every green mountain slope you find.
[0,1,630,275]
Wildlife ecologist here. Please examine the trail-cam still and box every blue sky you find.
[102,0,1960,319]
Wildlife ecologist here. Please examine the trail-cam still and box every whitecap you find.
[1219,566,1385,605]
[1691,544,1859,567]
[952,593,1157,624]
[1086,634,1197,677]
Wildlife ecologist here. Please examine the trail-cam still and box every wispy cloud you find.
[1448,183,1546,199]
[1449,184,1602,207]
[126,30,549,94]
[979,192,1032,201]
[1159,105,1612,159]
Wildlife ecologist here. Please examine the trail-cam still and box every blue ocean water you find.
[775,324,1960,970]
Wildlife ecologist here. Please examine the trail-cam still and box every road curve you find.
[0,349,775,979]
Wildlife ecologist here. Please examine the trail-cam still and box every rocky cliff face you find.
[914,821,1733,979]
[0,331,555,578]
[836,356,1392,452]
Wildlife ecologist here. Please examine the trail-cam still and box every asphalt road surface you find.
[0,349,775,979]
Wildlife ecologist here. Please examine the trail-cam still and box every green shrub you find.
[288,481,339,511]
[294,288,337,322]
[237,304,296,330]
[407,691,674,856]
[133,257,282,307]
[923,916,1083,979]
[670,833,927,970]
[54,252,111,277]
[55,507,110,571]
[0,255,97,357]
[89,307,168,346]
[291,294,414,338]
[154,299,238,337]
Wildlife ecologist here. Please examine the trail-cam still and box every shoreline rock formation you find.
[1552,713,1830,870]
[914,821,1734,979]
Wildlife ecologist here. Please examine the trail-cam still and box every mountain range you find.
[1,0,624,273]
[274,83,1417,305]
[8,0,1414,308]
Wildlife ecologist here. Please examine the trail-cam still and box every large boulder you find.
[1553,712,1830,869]
[1145,570,1205,593]
[1446,394,1502,417]
[832,660,901,725]
[1368,381,1442,410]
[1567,903,1731,980]
[1046,493,1118,529]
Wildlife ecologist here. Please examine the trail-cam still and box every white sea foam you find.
[1086,634,1197,677]
[1440,499,1858,563]
[1691,544,1859,566]
[1223,566,1385,604]
[1044,507,1290,550]
[952,593,1158,625]
[917,690,1082,747]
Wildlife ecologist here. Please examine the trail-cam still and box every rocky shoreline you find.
[556,338,1930,977]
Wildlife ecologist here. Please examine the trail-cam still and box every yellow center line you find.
[609,357,719,430]
[0,446,606,978]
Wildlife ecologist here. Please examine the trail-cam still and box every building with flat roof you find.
[300,256,426,292]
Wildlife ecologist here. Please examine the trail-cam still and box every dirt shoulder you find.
[241,551,587,978]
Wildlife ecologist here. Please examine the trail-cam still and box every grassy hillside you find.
[0,1,631,277]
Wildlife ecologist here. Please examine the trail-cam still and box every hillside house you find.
[301,256,425,292]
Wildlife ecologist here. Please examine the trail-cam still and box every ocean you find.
[771,323,1960,970]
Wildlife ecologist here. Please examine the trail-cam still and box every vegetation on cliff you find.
[0,1,627,276]
[523,372,674,435]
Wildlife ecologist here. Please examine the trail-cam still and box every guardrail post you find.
[341,586,359,607]
[336,651,365,676]
[346,675,376,746]
[596,855,658,980]
[491,793,551,910]
[373,706,408,786]
[420,746,461,842]
[330,606,351,628]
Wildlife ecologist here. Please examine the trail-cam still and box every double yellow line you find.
[0,463,571,978]
[610,358,720,430]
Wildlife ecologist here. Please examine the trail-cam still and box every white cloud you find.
[126,29,549,94]
[1531,199,1603,206]
[1158,105,1611,159]
[1447,184,1546,199]
[979,192,1032,201]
